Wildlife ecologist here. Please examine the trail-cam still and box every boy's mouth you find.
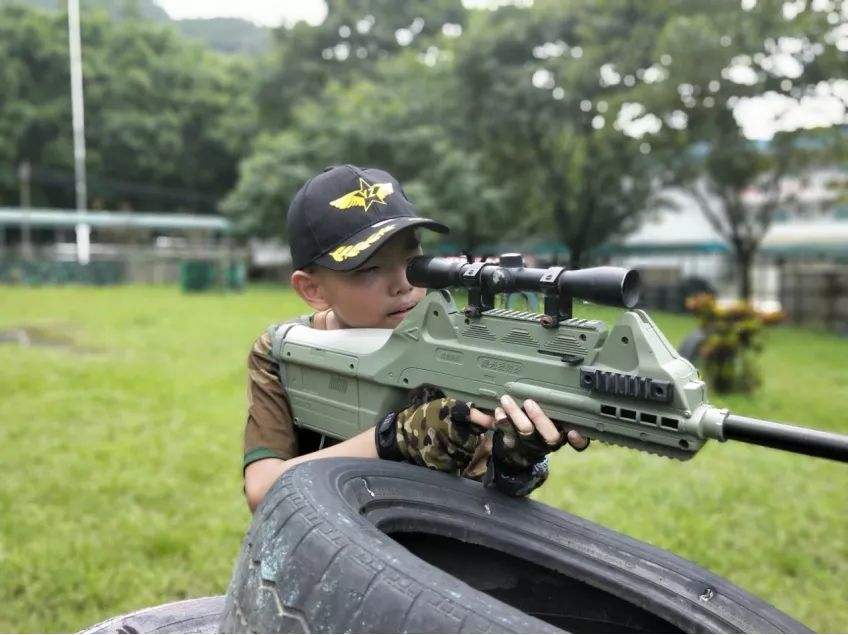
[387,302,417,318]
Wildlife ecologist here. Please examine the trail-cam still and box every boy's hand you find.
[485,395,590,497]
[493,395,589,470]
[376,391,493,473]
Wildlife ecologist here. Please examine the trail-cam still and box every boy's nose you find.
[390,263,413,295]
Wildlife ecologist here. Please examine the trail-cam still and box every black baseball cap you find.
[287,164,449,271]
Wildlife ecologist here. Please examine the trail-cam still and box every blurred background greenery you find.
[2,0,848,292]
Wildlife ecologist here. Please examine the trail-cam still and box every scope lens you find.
[621,270,640,308]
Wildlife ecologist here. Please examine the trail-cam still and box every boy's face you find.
[311,228,426,328]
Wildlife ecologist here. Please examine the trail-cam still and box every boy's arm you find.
[244,395,490,512]
[244,428,377,512]
[244,399,493,512]
[245,396,591,512]
[244,391,495,512]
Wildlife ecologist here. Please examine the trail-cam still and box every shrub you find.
[685,293,785,393]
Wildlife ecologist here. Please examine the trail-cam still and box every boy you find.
[243,164,588,512]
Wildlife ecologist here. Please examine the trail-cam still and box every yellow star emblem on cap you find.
[329,178,394,212]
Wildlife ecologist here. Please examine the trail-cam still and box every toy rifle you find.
[270,255,848,463]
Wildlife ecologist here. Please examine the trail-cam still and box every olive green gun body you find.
[274,290,729,461]
[272,256,848,463]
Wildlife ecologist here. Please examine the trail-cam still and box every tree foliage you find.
[639,0,848,297]
[225,0,848,267]
[254,0,467,129]
[452,0,672,266]
[0,0,270,54]
[223,48,508,249]
[0,3,257,211]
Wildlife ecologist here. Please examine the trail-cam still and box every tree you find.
[641,0,848,298]
[0,4,76,207]
[81,14,258,211]
[453,0,670,267]
[255,0,468,129]
[222,47,510,250]
[0,4,258,211]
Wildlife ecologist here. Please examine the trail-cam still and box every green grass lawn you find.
[0,285,846,633]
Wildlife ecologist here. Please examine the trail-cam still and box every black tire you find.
[80,596,225,634]
[221,458,809,634]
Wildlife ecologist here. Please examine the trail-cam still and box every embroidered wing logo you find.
[328,191,365,210]
[330,178,394,212]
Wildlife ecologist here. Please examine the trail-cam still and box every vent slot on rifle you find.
[640,413,657,425]
[539,335,586,358]
[501,329,540,348]
[661,417,679,430]
[600,404,616,416]
[461,324,497,341]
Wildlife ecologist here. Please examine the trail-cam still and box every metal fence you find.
[779,263,848,334]
[1,244,247,289]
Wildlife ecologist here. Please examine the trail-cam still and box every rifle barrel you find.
[723,414,848,463]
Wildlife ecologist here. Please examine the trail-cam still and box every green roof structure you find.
[0,208,230,232]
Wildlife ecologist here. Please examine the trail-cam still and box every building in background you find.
[0,208,244,288]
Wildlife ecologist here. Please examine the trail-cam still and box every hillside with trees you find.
[0,0,269,55]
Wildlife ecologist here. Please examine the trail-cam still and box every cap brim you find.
[314,217,449,271]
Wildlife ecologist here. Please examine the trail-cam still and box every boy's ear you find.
[291,269,331,311]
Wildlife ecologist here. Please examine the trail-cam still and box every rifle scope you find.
[407,255,640,309]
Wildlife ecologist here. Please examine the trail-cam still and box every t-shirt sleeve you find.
[243,329,298,469]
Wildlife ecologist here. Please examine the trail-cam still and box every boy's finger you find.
[499,395,533,434]
[522,399,561,446]
[468,407,496,429]
[567,429,591,451]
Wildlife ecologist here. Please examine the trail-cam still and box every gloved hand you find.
[375,387,490,474]
[484,396,590,497]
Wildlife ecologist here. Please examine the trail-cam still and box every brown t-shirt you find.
[242,309,491,479]
[243,310,331,469]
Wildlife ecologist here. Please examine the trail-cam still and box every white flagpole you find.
[68,0,90,265]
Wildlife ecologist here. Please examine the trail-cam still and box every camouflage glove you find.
[375,389,488,474]
[492,420,569,472]
[484,420,576,497]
